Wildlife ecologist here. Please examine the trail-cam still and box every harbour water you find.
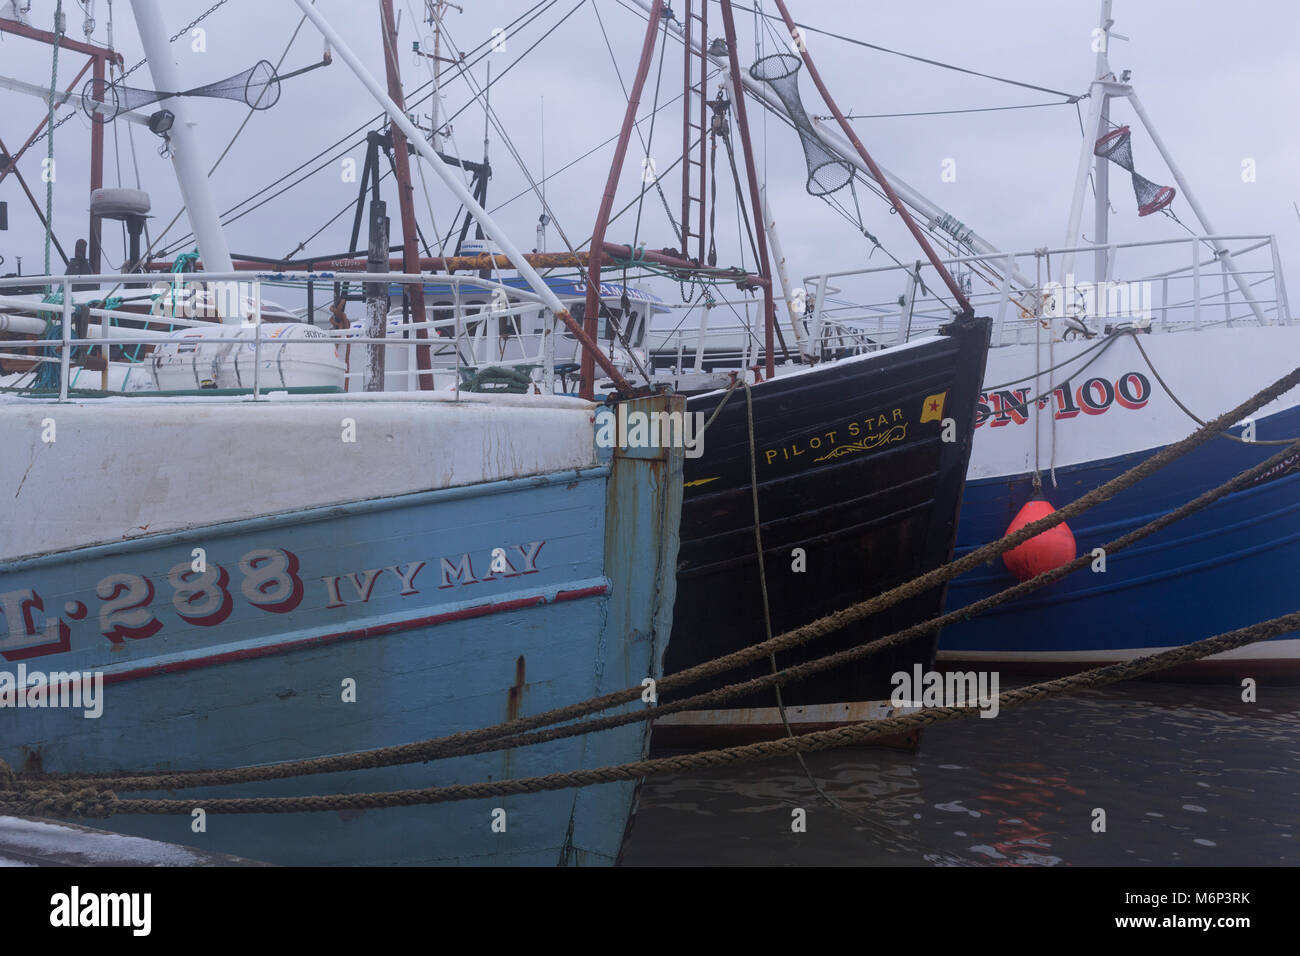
[624,681,1300,866]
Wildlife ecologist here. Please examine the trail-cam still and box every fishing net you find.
[749,53,854,196]
[80,59,281,123]
[1094,125,1176,217]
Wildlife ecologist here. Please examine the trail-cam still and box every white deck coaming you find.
[1,394,598,563]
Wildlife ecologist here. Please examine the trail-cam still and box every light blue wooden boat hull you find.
[0,399,683,865]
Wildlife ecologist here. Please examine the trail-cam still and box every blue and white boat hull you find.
[939,329,1300,678]
[0,394,684,864]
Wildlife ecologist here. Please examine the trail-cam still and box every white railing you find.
[799,235,1292,350]
[0,270,562,401]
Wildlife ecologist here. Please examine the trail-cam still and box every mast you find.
[379,0,433,389]
[718,0,777,377]
[762,185,807,358]
[128,0,234,290]
[678,0,707,263]
[1061,0,1114,288]
[625,0,1037,295]
[293,0,635,395]
[1093,1,1113,284]
[578,0,665,400]
[1063,0,1265,323]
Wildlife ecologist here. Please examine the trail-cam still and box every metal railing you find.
[0,270,566,401]
[798,235,1292,350]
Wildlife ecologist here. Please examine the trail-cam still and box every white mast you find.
[761,185,808,358]
[128,0,234,288]
[1093,1,1113,284]
[1060,0,1118,289]
[1062,0,1265,323]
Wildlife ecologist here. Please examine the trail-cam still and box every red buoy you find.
[1002,496,1076,582]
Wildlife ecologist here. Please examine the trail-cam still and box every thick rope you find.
[17,378,1300,797]
[3,607,1295,817]
[25,427,1297,795]
[744,380,902,839]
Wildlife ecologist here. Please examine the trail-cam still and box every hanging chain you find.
[25,0,231,157]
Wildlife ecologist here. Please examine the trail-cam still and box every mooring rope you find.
[741,381,876,827]
[3,606,1295,819]
[21,427,1300,796]
[18,361,1300,796]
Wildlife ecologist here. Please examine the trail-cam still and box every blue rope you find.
[31,292,127,391]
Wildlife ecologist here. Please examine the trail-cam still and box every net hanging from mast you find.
[749,53,854,196]
[1094,125,1176,217]
[79,58,312,123]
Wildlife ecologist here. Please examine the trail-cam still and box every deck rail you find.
[798,234,1291,351]
[0,270,575,400]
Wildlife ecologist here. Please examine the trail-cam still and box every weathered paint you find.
[1,396,598,563]
[0,394,684,865]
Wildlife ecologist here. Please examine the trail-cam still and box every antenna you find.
[536,96,548,253]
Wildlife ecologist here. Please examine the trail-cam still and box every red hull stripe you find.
[100,584,610,687]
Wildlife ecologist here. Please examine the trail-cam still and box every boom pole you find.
[719,0,777,377]
[578,0,665,400]
[379,0,433,389]
[292,0,634,395]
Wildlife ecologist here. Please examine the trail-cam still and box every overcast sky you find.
[2,0,1298,315]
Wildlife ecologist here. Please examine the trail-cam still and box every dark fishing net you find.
[1094,125,1135,170]
[1132,173,1175,217]
[1094,124,1176,217]
[80,59,281,123]
[749,53,854,196]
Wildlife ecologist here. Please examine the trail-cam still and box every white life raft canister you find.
[151,323,345,391]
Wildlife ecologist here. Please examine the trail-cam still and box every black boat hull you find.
[662,315,991,714]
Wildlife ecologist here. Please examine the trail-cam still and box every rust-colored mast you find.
[770,0,972,316]
[0,15,122,271]
[379,0,434,389]
[579,0,666,400]
[679,0,708,263]
[718,0,776,378]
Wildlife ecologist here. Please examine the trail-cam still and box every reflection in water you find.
[622,682,1300,866]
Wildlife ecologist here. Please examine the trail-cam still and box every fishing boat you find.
[0,0,686,865]
[123,0,993,740]
[779,2,1300,678]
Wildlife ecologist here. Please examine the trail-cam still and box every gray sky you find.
[2,0,1298,310]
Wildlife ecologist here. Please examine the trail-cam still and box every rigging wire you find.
[727,0,1078,100]
[629,8,675,253]
[156,0,564,257]
[97,9,313,296]
[592,0,682,249]
[835,100,1077,120]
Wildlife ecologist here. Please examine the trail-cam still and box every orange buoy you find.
[1002,495,1076,582]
